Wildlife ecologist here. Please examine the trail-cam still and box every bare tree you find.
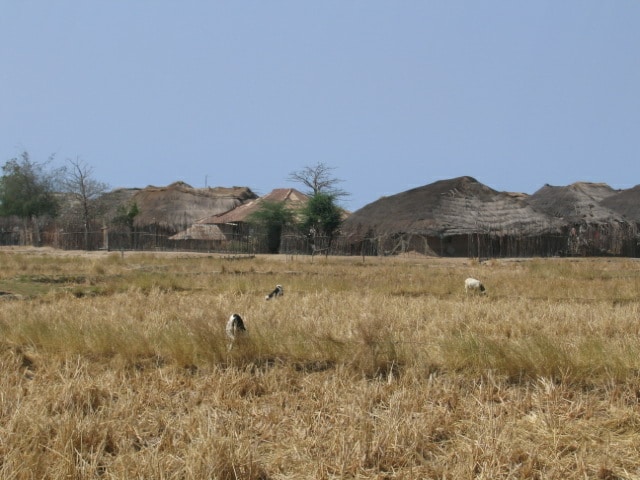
[60,157,109,250]
[288,162,349,200]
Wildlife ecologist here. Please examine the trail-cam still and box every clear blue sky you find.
[2,2,639,211]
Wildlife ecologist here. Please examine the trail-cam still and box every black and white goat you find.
[226,313,247,349]
[464,277,487,295]
[265,284,284,300]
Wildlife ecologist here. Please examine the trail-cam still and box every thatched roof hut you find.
[342,176,562,240]
[600,185,640,222]
[198,188,310,226]
[526,182,624,224]
[121,182,257,232]
[339,177,566,257]
[166,188,312,252]
[525,182,637,256]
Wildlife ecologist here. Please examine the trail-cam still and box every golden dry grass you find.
[1,247,640,479]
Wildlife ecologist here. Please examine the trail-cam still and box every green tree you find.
[247,200,295,253]
[0,152,59,218]
[113,202,140,230]
[289,163,348,256]
[0,152,60,245]
[299,193,343,256]
[112,202,140,249]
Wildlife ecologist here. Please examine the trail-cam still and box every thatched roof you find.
[104,182,257,231]
[341,176,563,240]
[98,187,140,206]
[198,188,310,225]
[600,185,640,222]
[526,182,625,224]
[168,223,227,241]
[96,187,140,220]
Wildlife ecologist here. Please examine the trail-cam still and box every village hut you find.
[601,185,640,222]
[202,188,310,227]
[129,182,257,232]
[526,182,620,222]
[526,182,634,256]
[599,185,640,256]
[93,182,257,250]
[182,188,311,253]
[340,176,564,258]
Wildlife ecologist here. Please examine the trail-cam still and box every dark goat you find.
[265,284,284,300]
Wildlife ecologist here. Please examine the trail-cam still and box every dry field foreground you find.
[2,248,640,479]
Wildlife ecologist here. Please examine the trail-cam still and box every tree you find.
[112,202,140,249]
[299,193,343,256]
[0,151,60,245]
[289,163,348,256]
[247,201,295,253]
[288,162,349,199]
[60,157,109,250]
[0,152,59,218]
[112,202,139,231]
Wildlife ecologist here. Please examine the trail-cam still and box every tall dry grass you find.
[1,249,640,478]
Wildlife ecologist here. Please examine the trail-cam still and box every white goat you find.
[226,313,247,349]
[464,277,487,295]
[265,284,284,300]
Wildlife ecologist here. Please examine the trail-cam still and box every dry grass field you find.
[2,247,640,479]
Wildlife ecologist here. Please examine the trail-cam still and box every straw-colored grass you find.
[1,248,640,478]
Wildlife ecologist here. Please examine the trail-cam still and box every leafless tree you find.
[60,157,109,250]
[288,162,349,199]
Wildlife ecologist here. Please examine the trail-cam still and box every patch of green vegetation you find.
[19,274,89,284]
[0,278,50,297]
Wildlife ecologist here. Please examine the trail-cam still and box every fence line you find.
[2,224,639,258]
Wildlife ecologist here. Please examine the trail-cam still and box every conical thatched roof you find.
[117,182,257,231]
[341,176,562,240]
[600,185,640,222]
[198,188,310,225]
[526,182,624,224]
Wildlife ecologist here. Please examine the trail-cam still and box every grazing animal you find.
[265,284,284,300]
[226,313,247,345]
[464,277,486,294]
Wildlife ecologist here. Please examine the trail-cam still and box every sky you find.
[2,2,639,211]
